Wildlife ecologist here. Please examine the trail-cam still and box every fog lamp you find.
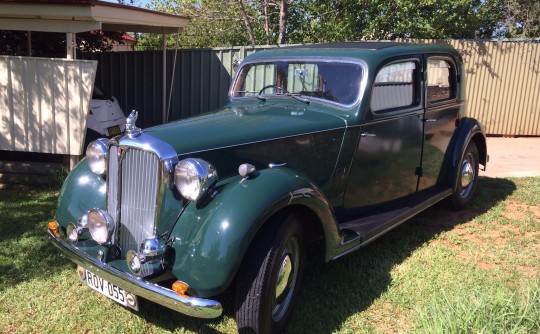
[66,223,78,243]
[88,209,115,244]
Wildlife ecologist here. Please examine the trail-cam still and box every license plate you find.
[107,125,121,136]
[77,266,138,311]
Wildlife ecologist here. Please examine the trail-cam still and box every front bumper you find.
[47,229,222,319]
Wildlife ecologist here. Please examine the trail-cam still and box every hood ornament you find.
[126,110,142,138]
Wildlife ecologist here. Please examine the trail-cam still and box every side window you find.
[427,59,455,102]
[371,61,418,112]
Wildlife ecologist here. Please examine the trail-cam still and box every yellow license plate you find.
[107,125,121,136]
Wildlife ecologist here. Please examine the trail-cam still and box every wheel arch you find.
[440,117,487,189]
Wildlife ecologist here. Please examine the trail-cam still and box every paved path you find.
[481,137,540,178]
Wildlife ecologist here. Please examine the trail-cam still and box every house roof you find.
[0,0,189,34]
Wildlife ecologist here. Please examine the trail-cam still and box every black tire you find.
[235,214,305,334]
[449,141,479,210]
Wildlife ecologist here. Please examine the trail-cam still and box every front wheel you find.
[235,214,304,334]
[449,141,479,210]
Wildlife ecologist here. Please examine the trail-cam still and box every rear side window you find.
[427,59,455,102]
[371,61,418,112]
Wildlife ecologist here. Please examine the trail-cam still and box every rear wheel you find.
[449,141,479,210]
[235,214,304,334]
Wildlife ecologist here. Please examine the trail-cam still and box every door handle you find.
[361,132,376,137]
[424,118,437,122]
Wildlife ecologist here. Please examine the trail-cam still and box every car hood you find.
[144,101,347,155]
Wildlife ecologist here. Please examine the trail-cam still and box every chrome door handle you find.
[424,118,437,122]
[361,132,376,137]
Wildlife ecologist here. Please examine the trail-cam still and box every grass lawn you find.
[0,177,538,333]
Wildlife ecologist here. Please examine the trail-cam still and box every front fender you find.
[56,159,106,227]
[168,167,340,297]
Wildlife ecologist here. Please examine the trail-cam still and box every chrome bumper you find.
[47,229,222,319]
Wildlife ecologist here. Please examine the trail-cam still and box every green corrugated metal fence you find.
[85,41,540,135]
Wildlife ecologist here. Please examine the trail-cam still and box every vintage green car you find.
[48,42,487,333]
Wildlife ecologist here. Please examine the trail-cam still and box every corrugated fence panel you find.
[87,42,539,135]
[84,46,272,129]
[402,39,540,135]
[0,56,96,155]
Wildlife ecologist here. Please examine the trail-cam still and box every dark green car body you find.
[50,42,487,327]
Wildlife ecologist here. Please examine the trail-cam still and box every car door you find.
[343,58,423,215]
[417,56,461,191]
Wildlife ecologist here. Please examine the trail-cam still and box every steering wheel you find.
[258,85,290,95]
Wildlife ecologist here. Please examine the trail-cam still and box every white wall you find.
[0,56,97,156]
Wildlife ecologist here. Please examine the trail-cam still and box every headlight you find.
[86,138,109,175]
[174,158,217,201]
[88,209,115,244]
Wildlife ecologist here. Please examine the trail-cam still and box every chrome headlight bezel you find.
[87,208,115,245]
[174,158,217,201]
[86,138,109,175]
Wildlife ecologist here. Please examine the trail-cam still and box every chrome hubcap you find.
[461,161,473,189]
[459,152,476,198]
[272,237,299,322]
[275,254,293,303]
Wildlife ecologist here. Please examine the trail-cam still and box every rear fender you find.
[441,117,487,188]
[168,167,339,297]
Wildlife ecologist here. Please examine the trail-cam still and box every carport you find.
[0,0,188,168]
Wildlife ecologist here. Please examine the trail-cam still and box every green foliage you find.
[137,0,518,50]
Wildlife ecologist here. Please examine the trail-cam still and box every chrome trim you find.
[48,229,223,319]
[238,163,256,177]
[268,162,287,168]
[125,110,142,138]
[229,56,369,110]
[106,133,179,260]
[140,236,167,258]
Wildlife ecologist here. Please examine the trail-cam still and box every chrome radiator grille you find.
[107,146,160,258]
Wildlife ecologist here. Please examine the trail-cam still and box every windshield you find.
[231,60,364,106]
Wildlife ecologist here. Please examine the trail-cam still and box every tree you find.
[138,0,535,50]
[501,0,540,37]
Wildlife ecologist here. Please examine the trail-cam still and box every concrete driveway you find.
[481,137,540,178]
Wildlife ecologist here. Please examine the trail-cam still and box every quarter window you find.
[371,61,418,112]
[427,59,455,102]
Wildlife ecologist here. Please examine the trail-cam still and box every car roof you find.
[280,41,409,50]
[245,42,462,65]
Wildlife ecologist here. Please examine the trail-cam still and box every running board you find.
[333,188,452,260]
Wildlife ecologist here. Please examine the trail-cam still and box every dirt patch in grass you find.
[434,197,540,277]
